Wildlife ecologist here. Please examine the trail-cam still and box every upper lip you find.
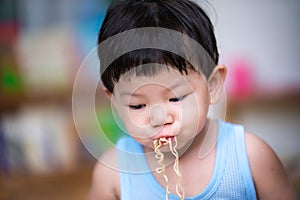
[151,125,177,140]
[152,129,176,140]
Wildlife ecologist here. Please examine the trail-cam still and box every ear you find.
[208,64,227,104]
[102,87,121,117]
[102,86,113,99]
[103,86,119,109]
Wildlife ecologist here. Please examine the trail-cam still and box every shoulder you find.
[89,147,120,200]
[245,132,297,200]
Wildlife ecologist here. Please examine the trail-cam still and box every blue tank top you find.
[116,120,257,199]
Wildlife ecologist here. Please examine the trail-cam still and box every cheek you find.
[181,95,209,133]
[128,110,149,127]
[118,108,151,137]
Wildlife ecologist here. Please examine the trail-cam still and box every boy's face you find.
[109,66,214,151]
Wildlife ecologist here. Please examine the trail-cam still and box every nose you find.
[149,104,173,127]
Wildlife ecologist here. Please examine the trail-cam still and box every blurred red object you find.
[227,57,256,101]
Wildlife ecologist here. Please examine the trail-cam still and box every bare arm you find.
[246,133,297,200]
[89,148,120,200]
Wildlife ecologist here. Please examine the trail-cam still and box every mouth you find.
[161,136,175,144]
[154,136,175,147]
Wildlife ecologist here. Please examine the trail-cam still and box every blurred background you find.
[0,0,299,199]
[0,0,112,199]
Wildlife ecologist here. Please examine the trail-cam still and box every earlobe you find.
[208,64,227,104]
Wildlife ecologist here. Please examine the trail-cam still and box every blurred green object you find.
[0,65,22,93]
[97,108,126,144]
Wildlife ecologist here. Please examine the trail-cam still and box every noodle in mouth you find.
[154,137,185,200]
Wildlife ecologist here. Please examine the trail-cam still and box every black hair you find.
[98,0,218,93]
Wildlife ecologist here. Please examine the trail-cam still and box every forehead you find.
[113,66,206,95]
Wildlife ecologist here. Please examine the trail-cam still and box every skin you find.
[89,65,297,200]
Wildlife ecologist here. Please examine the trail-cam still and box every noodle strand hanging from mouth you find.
[154,137,185,200]
[154,138,170,199]
[168,137,185,199]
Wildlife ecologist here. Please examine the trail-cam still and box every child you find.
[89,0,296,199]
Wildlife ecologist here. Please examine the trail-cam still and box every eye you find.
[169,95,186,102]
[129,104,146,110]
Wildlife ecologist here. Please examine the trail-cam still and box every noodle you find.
[169,137,185,199]
[154,137,185,200]
[154,139,170,199]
